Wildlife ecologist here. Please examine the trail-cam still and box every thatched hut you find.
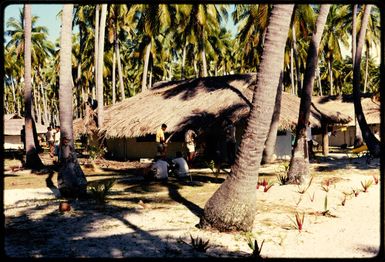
[94,74,351,161]
[312,94,381,148]
[3,114,48,150]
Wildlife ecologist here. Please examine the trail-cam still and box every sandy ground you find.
[3,157,382,259]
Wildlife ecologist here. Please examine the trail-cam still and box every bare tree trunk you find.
[116,41,125,100]
[353,4,380,157]
[287,4,331,184]
[262,70,283,164]
[364,45,369,93]
[149,66,153,88]
[328,58,333,95]
[201,48,208,77]
[11,78,20,115]
[317,65,323,96]
[112,49,116,104]
[352,4,363,147]
[141,42,151,92]
[58,4,87,199]
[321,121,329,156]
[40,84,48,124]
[93,5,99,100]
[193,59,198,78]
[290,47,295,95]
[24,4,44,169]
[292,25,302,95]
[181,44,187,79]
[96,4,107,128]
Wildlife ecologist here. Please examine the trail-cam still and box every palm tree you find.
[57,4,87,198]
[352,4,380,157]
[23,4,44,169]
[199,4,294,232]
[287,5,331,184]
[319,5,349,95]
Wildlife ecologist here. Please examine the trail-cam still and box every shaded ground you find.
[3,152,382,258]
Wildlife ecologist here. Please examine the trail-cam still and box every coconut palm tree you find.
[57,4,87,198]
[319,5,349,96]
[287,5,331,184]
[23,4,44,169]
[199,4,294,232]
[352,4,380,157]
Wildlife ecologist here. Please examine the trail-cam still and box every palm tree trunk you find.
[96,4,107,128]
[181,44,187,79]
[287,4,331,184]
[141,42,151,91]
[352,4,363,147]
[193,59,198,78]
[149,66,153,88]
[328,58,333,95]
[116,41,125,100]
[201,48,208,77]
[24,4,43,169]
[200,4,294,232]
[112,49,116,104]
[40,84,48,124]
[292,25,302,95]
[364,45,369,93]
[317,64,323,96]
[57,4,87,199]
[353,4,380,157]
[11,78,20,115]
[262,70,283,164]
[93,5,99,100]
[290,47,295,95]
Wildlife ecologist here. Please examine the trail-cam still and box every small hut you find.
[95,74,351,161]
[3,114,48,150]
[312,94,381,149]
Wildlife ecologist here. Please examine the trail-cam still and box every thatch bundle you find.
[95,74,352,139]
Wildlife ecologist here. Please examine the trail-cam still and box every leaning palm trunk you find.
[287,5,331,184]
[200,4,294,232]
[112,49,116,104]
[24,4,44,169]
[353,4,380,157]
[57,4,87,199]
[262,70,284,164]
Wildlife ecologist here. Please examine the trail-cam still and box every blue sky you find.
[4,4,63,43]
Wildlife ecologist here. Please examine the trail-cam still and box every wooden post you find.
[322,121,329,156]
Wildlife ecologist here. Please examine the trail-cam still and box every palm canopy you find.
[5,8,55,65]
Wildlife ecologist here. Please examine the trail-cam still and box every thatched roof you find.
[4,113,22,120]
[97,74,352,139]
[4,118,48,136]
[312,94,381,126]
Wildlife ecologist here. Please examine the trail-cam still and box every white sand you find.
[4,164,381,258]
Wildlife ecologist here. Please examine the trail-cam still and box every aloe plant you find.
[189,235,210,252]
[247,237,264,258]
[297,176,313,194]
[361,179,373,193]
[276,173,289,185]
[372,175,379,185]
[289,212,305,232]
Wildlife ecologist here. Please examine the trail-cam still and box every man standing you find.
[156,123,167,156]
[185,129,197,167]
